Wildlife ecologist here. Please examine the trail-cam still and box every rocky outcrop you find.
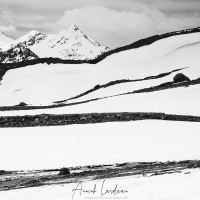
[59,168,70,175]
[0,44,38,63]
[173,73,190,83]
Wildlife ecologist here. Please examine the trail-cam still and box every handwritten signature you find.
[72,180,128,199]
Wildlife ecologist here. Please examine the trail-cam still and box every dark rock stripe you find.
[0,73,198,112]
[54,68,184,104]
[1,112,200,128]
[1,160,200,191]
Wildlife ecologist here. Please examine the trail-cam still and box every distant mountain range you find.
[0,25,110,63]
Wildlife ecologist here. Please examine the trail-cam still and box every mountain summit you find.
[1,30,46,52]
[0,25,110,62]
[0,31,44,63]
[30,24,110,60]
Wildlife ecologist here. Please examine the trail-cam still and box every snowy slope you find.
[2,82,200,117]
[0,30,200,109]
[0,32,13,47]
[1,121,200,170]
[1,121,200,200]
[97,31,200,78]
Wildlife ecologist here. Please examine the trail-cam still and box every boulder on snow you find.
[0,170,6,175]
[173,73,190,83]
[0,170,11,175]
[17,102,27,106]
[58,167,70,175]
[94,84,101,90]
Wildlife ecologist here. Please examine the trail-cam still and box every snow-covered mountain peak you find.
[66,24,79,31]
[22,30,43,39]
[57,24,86,41]
[56,25,102,47]
[1,30,47,52]
[0,25,110,62]
[28,24,110,60]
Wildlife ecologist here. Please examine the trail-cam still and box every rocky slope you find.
[1,30,46,51]
[0,44,38,63]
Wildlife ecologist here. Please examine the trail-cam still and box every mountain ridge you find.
[29,24,110,60]
[0,25,110,63]
[91,26,200,63]
[1,25,200,66]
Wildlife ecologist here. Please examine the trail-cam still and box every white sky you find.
[0,0,200,47]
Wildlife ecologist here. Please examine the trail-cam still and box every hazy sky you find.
[0,0,200,47]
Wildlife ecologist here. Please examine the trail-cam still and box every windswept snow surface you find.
[1,121,200,199]
[98,31,200,68]
[1,82,200,117]
[0,64,95,106]
[1,121,200,170]
[1,168,200,200]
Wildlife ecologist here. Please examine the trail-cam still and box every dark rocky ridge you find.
[1,112,200,128]
[1,160,200,191]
